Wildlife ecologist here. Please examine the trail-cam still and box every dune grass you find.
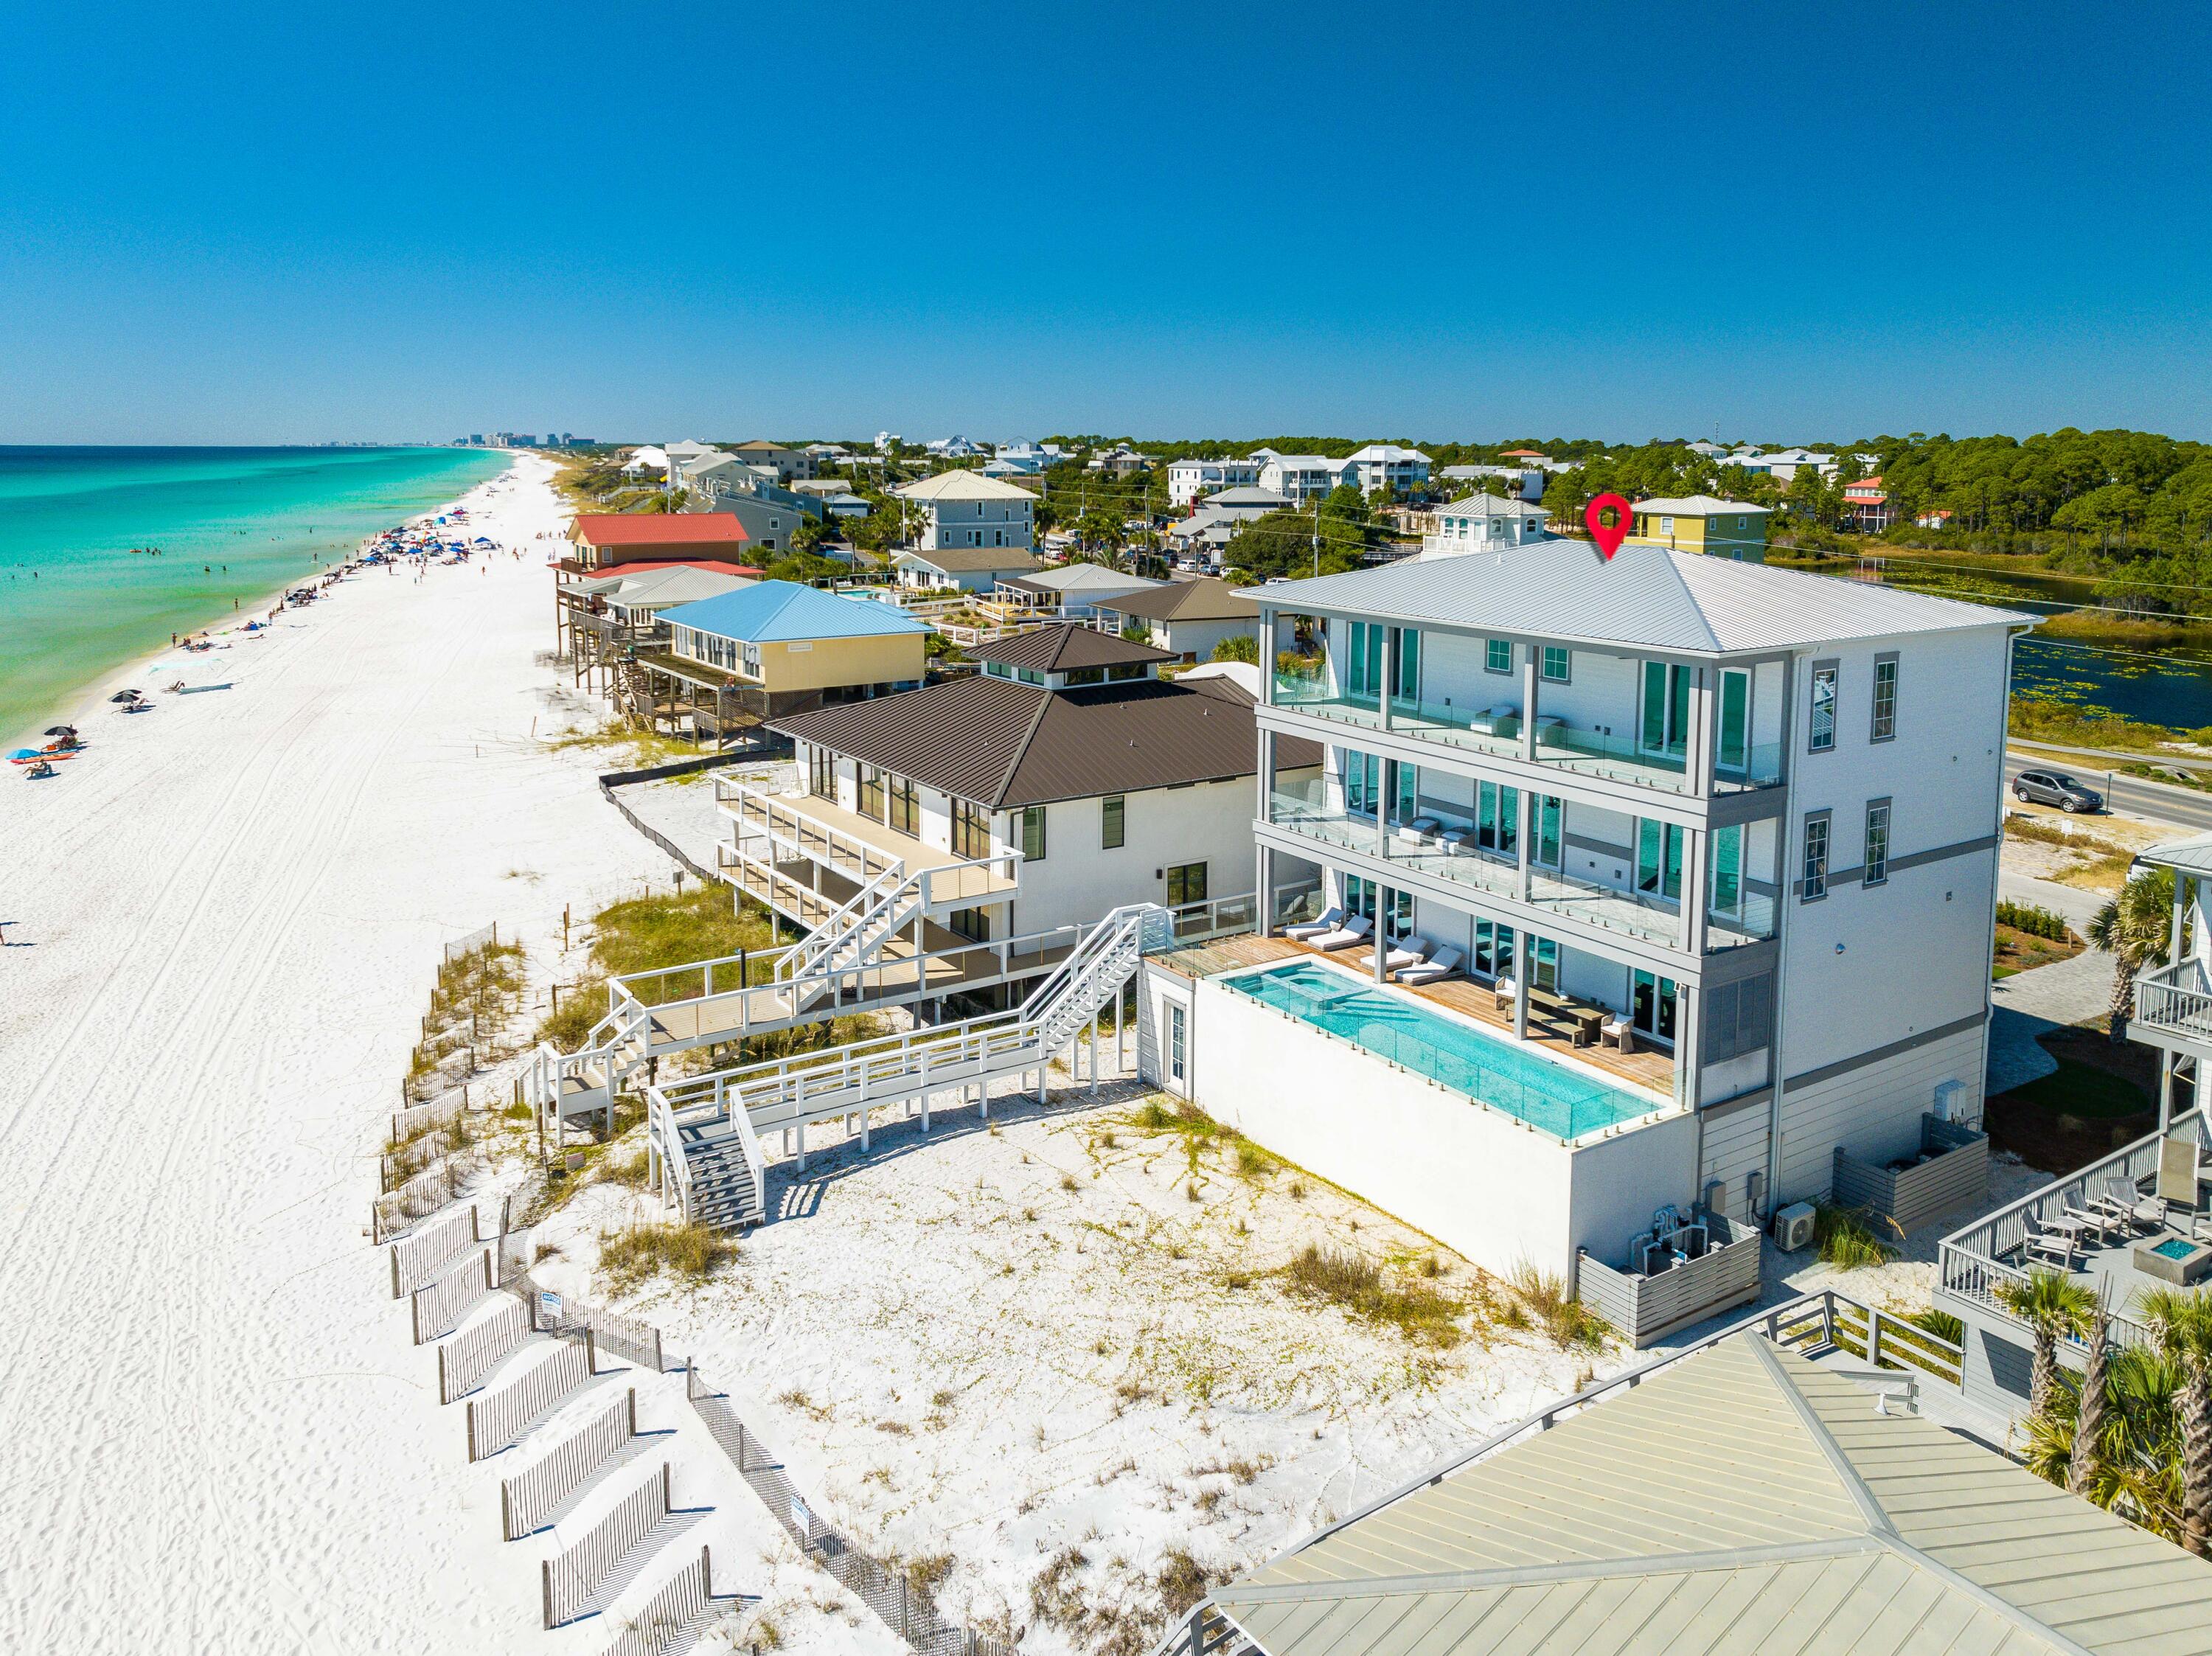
[597,1220,737,1290]
[1281,1243,1467,1347]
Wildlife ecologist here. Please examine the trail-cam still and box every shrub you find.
[1815,1203,1899,1270]
[1505,1262,1610,1351]
[1997,899,2070,942]
[597,1221,736,1290]
[1283,1244,1464,1346]
[1907,1307,1965,1345]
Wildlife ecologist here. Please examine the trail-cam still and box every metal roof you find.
[1002,565,1164,596]
[894,546,1044,574]
[769,672,1312,808]
[964,625,1172,675]
[1632,495,1775,516]
[1437,495,1550,520]
[893,470,1041,501]
[1253,540,2035,654]
[1096,576,1261,623]
[1214,1337,2212,1656]
[568,566,753,609]
[570,512,751,548]
[658,580,928,643]
[2141,833,2212,877]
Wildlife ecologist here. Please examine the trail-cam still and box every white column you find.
[1520,653,1540,761]
[1379,626,1394,731]
[1680,826,1709,955]
[1517,788,1534,903]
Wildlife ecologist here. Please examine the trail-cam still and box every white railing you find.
[655,904,1164,1135]
[1937,1112,2212,1351]
[2135,961,2212,1040]
[782,860,915,983]
[647,1088,697,1222]
[716,779,901,886]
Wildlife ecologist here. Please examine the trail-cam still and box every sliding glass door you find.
[1636,819,1685,902]
[1632,969,1678,1043]
[1640,661,1691,759]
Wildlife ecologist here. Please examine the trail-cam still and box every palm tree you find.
[2138,1285,2212,1556]
[2070,1293,2113,1498]
[1997,1267,2095,1419]
[2087,867,2174,1040]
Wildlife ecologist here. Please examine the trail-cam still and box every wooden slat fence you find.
[381,1129,452,1193]
[467,1340,590,1461]
[520,1274,665,1373]
[604,1545,720,1656]
[411,1248,494,1344]
[445,922,498,963]
[439,1295,530,1403]
[373,1159,468,1242]
[685,1363,1015,1656]
[501,1387,638,1540]
[389,1205,480,1298]
[542,1462,671,1627]
[392,1085,469,1143]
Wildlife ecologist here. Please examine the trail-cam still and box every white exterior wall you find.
[1160,967,1697,1277]
[1140,615,1254,663]
[1168,459,1261,507]
[1773,1026,1986,1206]
[1003,776,1262,936]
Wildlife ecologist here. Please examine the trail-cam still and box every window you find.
[952,798,992,860]
[1802,812,1831,901]
[1534,795,1562,868]
[1864,799,1891,887]
[1711,823,1743,919]
[1343,875,1410,935]
[1659,515,1674,535]
[1871,654,1898,742]
[1637,819,1685,902]
[1717,669,1750,776]
[857,765,886,821]
[1528,936,1560,995]
[948,905,990,944]
[1473,919,1514,980]
[1809,661,1837,753]
[1541,645,1570,683]
[1485,638,1512,675]
[1632,969,1678,1042]
[889,775,918,836]
[1640,661,1691,757]
[1169,1002,1187,1083]
[1166,861,1207,909]
[809,746,837,801]
[1476,779,1519,855]
[1020,804,1048,862]
[1101,794,1124,850]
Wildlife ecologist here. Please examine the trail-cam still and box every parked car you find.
[2012,769,2104,813]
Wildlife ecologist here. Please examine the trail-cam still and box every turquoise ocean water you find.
[0,445,508,742]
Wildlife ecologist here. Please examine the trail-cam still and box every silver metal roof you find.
[2141,834,2212,877]
[1214,1337,2212,1656]
[1253,540,2037,654]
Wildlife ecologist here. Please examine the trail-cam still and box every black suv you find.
[2012,769,2104,813]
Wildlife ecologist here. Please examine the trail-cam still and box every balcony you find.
[1265,784,1775,956]
[2132,961,2212,1049]
[1270,670,1782,798]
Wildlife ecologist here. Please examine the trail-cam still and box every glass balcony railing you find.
[1528,866,1684,947]
[1705,890,1779,950]
[1712,741,1785,792]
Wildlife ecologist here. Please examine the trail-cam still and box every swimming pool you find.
[1221,960,1657,1141]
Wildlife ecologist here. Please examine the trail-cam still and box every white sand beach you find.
[0,457,701,1654]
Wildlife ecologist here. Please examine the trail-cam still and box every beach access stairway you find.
[646,903,1171,1231]
[529,782,1029,1130]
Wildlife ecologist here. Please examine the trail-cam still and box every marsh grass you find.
[597,1220,737,1290]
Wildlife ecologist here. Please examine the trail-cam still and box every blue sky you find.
[4,1,2208,445]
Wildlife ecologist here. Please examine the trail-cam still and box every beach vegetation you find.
[1502,1262,1610,1351]
[1281,1244,1466,1347]
[1813,1203,1899,1269]
[2089,868,2176,1037]
[597,1220,737,1290]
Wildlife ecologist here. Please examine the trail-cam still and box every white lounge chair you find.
[1492,975,1519,1012]
[1310,915,1374,952]
[1396,946,1462,987]
[1599,1015,1635,1054]
[1469,705,1517,734]
[1282,905,1342,942]
[1382,936,1431,973]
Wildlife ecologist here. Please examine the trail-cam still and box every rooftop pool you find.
[1221,959,1658,1141]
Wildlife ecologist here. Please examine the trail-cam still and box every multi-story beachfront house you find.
[1256,453,1355,504]
[1134,537,2029,1280]
[1421,493,1554,557]
[761,625,1321,946]
[1343,442,1431,497]
[640,579,929,728]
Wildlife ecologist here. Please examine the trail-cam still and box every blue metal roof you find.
[659,580,931,643]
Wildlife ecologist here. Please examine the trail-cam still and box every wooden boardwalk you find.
[1151,931,1675,1095]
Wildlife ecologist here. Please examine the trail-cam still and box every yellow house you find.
[649,579,929,728]
[1627,495,1772,562]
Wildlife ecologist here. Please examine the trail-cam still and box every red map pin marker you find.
[1585,493,1633,560]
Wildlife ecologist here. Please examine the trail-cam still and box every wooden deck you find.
[1151,931,1676,1096]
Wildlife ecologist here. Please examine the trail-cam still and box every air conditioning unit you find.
[1773,1201,1818,1252]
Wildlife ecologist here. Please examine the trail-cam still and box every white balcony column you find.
[1674,986,1702,1113]
[1516,789,1534,903]
[2170,873,2191,964]
[1378,757,1394,858]
[1259,607,1277,704]
[1512,961,1531,1041]
[1680,827,1710,954]
[1686,667,1714,797]
[1520,653,1540,761]
[1258,841,1275,933]
[1373,893,1390,984]
[1379,625,1394,730]
[2160,1050,2176,1129]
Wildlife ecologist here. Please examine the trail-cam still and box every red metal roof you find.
[571,512,750,546]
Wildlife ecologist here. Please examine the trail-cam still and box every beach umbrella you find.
[9,748,42,760]
[44,726,74,737]
[109,690,141,703]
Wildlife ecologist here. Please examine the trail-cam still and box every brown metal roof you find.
[1096,575,1259,622]
[894,546,1043,573]
[769,672,1315,808]
[965,625,1173,675]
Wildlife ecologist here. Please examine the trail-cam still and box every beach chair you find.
[2090,1175,2161,1234]
[2156,1133,2205,1236]
[1395,946,1462,987]
[1492,976,1519,1013]
[1382,936,1431,975]
[1599,1015,1636,1054]
[1310,915,1374,953]
[1281,905,1342,942]
[2022,1212,2079,1270]
[1394,817,1442,848]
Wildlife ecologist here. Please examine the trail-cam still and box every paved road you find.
[2004,751,2212,832]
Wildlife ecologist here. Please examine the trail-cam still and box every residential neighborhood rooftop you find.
[1211,1335,2212,1656]
[1255,539,2037,652]
[964,623,1173,675]
[1438,493,1551,518]
[894,545,1044,574]
[1002,564,1165,596]
[1098,574,1260,622]
[570,511,751,546]
[892,470,1041,501]
[1632,494,1775,516]
[770,670,1312,808]
[657,578,929,643]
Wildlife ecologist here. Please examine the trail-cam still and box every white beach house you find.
[892,468,1037,553]
[1167,456,1264,507]
[1135,537,2030,1281]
